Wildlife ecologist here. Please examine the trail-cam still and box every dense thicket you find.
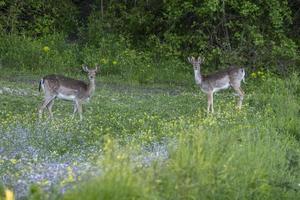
[0,0,299,77]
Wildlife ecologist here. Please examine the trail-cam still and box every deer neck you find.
[87,79,96,96]
[194,68,202,85]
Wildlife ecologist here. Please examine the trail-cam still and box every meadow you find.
[1,0,300,199]
[0,69,299,199]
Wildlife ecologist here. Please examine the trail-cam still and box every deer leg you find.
[207,92,214,113]
[75,100,83,121]
[39,96,55,120]
[207,94,210,113]
[233,87,244,109]
[72,102,78,119]
[46,99,55,120]
[211,92,214,113]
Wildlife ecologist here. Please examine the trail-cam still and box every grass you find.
[0,71,299,199]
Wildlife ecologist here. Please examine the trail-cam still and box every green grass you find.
[0,72,299,199]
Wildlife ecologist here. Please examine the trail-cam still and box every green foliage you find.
[63,142,150,200]
[0,33,79,73]
[99,0,298,74]
[1,0,299,77]
[0,0,78,36]
[0,183,4,200]
[28,184,44,200]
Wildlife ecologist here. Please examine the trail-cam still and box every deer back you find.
[43,75,89,99]
[202,67,245,92]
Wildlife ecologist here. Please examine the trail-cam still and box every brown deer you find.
[38,65,99,121]
[188,56,245,113]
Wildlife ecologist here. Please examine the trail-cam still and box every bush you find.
[0,33,79,73]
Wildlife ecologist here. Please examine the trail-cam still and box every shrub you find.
[0,33,79,73]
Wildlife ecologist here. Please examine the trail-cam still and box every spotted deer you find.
[188,56,245,113]
[38,65,99,121]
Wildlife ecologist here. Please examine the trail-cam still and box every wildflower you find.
[43,46,50,52]
[5,189,14,200]
[155,179,162,183]
[10,159,17,164]
[116,154,125,160]
[101,58,108,64]
[104,138,112,151]
[66,166,74,182]
[106,138,112,145]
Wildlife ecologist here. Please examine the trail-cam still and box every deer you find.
[38,65,99,121]
[188,56,245,113]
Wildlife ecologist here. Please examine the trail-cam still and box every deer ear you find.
[197,56,204,63]
[95,64,99,71]
[188,56,195,63]
[82,65,89,72]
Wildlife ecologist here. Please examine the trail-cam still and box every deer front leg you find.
[71,102,78,119]
[75,100,83,121]
[39,96,55,120]
[207,91,214,113]
[233,87,244,109]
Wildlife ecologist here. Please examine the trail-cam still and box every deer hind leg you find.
[233,87,244,109]
[207,91,214,113]
[39,96,56,120]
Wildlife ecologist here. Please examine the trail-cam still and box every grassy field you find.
[0,72,299,199]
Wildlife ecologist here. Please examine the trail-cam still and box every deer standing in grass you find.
[38,65,98,121]
[188,56,245,113]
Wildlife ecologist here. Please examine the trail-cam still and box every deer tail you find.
[241,68,246,84]
[39,78,44,92]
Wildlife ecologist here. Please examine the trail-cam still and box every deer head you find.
[188,56,204,70]
[82,64,99,81]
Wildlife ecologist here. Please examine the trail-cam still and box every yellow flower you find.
[10,159,17,164]
[5,189,14,200]
[117,154,125,160]
[66,166,75,182]
[43,46,50,52]
[101,58,108,64]
[155,179,162,183]
[104,138,112,151]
